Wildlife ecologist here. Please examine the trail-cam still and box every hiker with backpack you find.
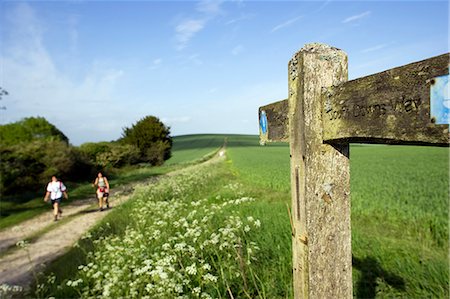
[93,172,110,211]
[44,175,68,221]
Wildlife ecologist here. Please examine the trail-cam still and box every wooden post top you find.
[259,53,449,146]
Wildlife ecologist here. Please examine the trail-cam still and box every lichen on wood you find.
[289,43,352,299]
[259,99,289,143]
[322,53,449,146]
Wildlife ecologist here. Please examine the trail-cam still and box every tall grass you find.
[226,136,449,298]
[31,157,292,298]
[23,135,449,298]
[350,145,449,298]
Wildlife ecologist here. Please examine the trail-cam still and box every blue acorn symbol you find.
[260,110,268,134]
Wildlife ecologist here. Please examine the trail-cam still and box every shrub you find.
[0,116,68,146]
[121,116,172,165]
[78,142,141,169]
[0,140,93,197]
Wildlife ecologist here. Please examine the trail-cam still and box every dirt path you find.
[0,149,226,293]
[0,179,152,289]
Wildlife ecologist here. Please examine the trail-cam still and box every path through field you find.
[0,178,154,290]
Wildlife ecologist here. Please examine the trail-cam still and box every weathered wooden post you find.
[259,43,449,298]
[288,43,351,298]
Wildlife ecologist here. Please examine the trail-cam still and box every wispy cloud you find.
[149,58,162,69]
[361,43,387,53]
[174,0,225,51]
[270,16,302,33]
[225,13,255,25]
[315,0,332,13]
[1,3,126,144]
[188,53,203,65]
[342,11,371,23]
[196,0,224,15]
[231,44,244,55]
[175,19,206,50]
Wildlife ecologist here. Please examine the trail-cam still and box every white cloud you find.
[361,44,387,53]
[196,0,224,15]
[175,19,206,50]
[270,16,303,33]
[225,13,254,25]
[174,0,225,51]
[149,58,163,69]
[1,3,126,144]
[188,54,203,65]
[231,44,244,55]
[315,0,332,13]
[342,11,371,24]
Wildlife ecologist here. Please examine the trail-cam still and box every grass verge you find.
[26,154,293,298]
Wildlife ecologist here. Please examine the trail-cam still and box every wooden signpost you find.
[258,43,449,298]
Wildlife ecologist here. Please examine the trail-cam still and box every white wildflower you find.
[201,292,213,299]
[203,273,218,283]
[202,263,211,271]
[185,263,197,275]
[254,219,261,227]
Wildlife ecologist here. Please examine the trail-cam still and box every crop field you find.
[170,135,449,297]
[25,134,449,298]
[166,134,227,165]
[227,136,448,297]
[227,136,449,298]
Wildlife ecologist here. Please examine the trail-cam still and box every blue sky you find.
[1,0,448,145]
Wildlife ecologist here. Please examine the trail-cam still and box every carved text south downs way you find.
[326,97,422,121]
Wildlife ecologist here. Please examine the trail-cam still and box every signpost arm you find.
[288,43,352,298]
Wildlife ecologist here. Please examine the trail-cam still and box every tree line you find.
[0,116,172,198]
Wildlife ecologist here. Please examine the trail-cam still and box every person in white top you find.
[93,172,110,211]
[44,175,68,221]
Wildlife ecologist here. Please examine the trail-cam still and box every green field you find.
[165,134,227,165]
[172,135,449,297]
[15,134,450,298]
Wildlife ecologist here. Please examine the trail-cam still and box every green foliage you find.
[0,87,8,110]
[0,140,93,196]
[121,116,172,165]
[78,141,140,169]
[0,117,69,146]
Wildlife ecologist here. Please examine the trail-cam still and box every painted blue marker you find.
[430,74,450,125]
[260,110,268,134]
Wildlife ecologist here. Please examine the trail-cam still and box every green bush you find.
[0,116,68,146]
[78,142,141,169]
[0,140,93,197]
[121,115,172,165]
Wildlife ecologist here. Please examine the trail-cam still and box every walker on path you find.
[93,172,110,211]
